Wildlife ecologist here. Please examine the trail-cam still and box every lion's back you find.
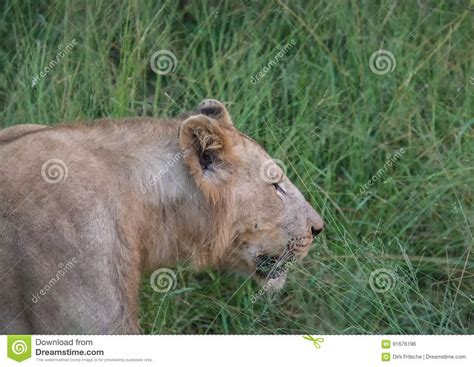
[0,126,126,333]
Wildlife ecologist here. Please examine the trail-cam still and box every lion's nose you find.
[311,225,323,237]
[307,203,324,238]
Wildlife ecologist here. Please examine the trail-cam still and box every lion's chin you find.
[253,253,294,288]
[255,271,288,293]
[253,253,292,293]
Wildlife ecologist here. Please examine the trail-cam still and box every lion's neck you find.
[102,119,218,272]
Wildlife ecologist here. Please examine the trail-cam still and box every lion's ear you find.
[179,114,236,204]
[196,99,233,128]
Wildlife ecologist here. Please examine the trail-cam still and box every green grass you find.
[1,0,472,334]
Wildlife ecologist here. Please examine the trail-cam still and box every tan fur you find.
[0,99,323,334]
[0,123,47,141]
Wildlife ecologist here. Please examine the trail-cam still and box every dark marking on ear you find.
[199,151,214,171]
[179,113,238,205]
[195,99,233,127]
[198,106,222,119]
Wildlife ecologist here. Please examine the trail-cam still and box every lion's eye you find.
[273,183,286,195]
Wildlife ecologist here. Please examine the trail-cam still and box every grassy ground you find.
[0,0,472,334]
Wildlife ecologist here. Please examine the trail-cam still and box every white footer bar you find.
[1,335,471,366]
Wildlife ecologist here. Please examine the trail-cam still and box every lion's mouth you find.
[255,252,295,279]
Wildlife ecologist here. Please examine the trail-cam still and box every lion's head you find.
[177,99,324,291]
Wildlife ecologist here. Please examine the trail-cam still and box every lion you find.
[0,99,323,334]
